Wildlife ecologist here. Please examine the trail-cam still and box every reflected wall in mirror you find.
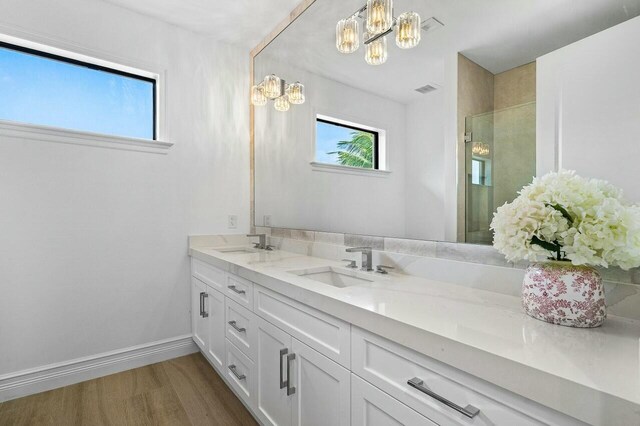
[254,0,640,244]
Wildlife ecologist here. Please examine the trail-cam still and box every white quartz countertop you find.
[189,245,640,425]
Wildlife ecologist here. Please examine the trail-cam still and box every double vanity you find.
[189,235,640,426]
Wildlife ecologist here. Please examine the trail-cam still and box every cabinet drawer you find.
[254,285,350,368]
[226,273,254,309]
[225,298,258,361]
[351,328,545,426]
[225,339,257,411]
[192,258,226,292]
[351,374,436,426]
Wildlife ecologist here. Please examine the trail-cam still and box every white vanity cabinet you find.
[351,374,436,426]
[191,276,208,351]
[291,337,351,426]
[256,317,293,426]
[191,275,226,372]
[255,314,351,426]
[205,288,226,370]
[191,257,581,426]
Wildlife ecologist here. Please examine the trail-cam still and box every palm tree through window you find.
[316,118,379,169]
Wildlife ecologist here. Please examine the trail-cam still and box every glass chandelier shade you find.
[274,95,290,112]
[336,17,360,54]
[364,33,388,66]
[286,82,305,105]
[396,12,421,49]
[263,74,283,99]
[251,84,267,106]
[366,0,393,35]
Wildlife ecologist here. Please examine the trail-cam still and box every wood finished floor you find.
[0,353,258,426]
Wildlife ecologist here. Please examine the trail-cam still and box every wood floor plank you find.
[120,386,192,426]
[1,353,256,426]
[163,353,258,426]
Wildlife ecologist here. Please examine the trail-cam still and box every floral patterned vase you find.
[522,261,606,328]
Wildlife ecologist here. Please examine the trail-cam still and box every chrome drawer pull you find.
[202,293,208,318]
[199,292,205,317]
[279,348,288,389]
[228,320,246,333]
[228,364,246,381]
[407,378,480,419]
[286,353,296,396]
[228,285,246,295]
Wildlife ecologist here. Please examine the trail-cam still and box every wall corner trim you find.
[0,335,197,402]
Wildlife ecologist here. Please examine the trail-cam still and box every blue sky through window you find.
[0,45,154,140]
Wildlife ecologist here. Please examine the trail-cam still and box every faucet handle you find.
[375,265,394,274]
[341,259,357,268]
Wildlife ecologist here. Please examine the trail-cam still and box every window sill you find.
[310,161,391,177]
[0,120,173,154]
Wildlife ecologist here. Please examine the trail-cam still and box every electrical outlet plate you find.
[264,215,272,226]
[228,215,238,229]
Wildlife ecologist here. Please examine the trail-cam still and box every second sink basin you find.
[288,266,375,288]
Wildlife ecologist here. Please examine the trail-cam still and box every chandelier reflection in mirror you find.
[472,142,491,157]
[251,74,305,111]
[336,0,426,65]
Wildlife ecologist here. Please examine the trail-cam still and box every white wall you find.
[255,56,407,237]
[537,16,640,202]
[404,91,446,240]
[0,0,249,376]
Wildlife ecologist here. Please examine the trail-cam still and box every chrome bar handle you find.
[286,353,296,396]
[279,348,288,389]
[228,320,246,333]
[228,364,246,381]
[407,378,480,419]
[202,293,208,318]
[199,292,205,317]
[228,285,246,295]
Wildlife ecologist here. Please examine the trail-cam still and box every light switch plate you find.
[228,215,238,229]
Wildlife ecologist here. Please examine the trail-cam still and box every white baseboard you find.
[0,335,198,402]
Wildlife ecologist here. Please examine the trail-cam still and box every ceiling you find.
[101,0,303,47]
[257,0,640,103]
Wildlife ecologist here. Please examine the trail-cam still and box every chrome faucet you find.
[247,233,271,250]
[345,247,373,271]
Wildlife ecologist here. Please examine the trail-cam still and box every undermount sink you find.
[288,266,375,288]
[213,247,257,254]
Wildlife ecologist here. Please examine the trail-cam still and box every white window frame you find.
[311,111,390,177]
[0,31,172,154]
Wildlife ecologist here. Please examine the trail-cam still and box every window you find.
[0,41,156,140]
[471,158,492,186]
[315,117,379,170]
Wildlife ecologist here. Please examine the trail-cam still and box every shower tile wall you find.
[458,57,536,244]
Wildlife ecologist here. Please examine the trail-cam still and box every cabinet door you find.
[256,317,293,426]
[205,287,226,372]
[191,277,208,351]
[352,374,436,426]
[291,338,350,426]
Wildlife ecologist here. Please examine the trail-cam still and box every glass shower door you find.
[465,101,536,244]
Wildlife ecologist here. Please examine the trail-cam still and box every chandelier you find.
[336,0,421,65]
[472,142,490,157]
[251,74,305,111]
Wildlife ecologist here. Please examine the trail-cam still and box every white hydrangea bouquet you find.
[490,170,640,327]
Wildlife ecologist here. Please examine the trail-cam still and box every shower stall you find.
[464,101,536,244]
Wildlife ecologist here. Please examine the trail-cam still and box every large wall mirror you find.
[253,0,640,245]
